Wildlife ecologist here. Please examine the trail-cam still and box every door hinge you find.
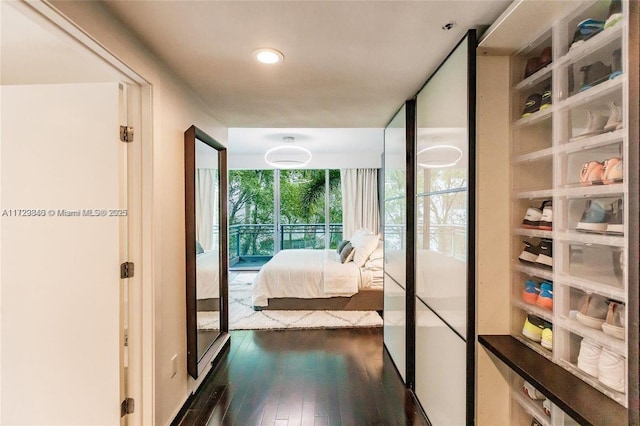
[121,397,135,417]
[120,125,134,143]
[120,262,135,279]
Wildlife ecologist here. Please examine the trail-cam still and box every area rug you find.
[197,272,383,331]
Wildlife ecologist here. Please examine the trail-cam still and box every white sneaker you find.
[522,206,543,229]
[598,348,625,392]
[539,202,552,231]
[571,110,608,140]
[604,101,623,132]
[543,398,551,417]
[602,301,625,340]
[576,293,609,329]
[523,381,545,400]
[577,339,601,377]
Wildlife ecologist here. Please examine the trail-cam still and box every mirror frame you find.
[185,125,229,379]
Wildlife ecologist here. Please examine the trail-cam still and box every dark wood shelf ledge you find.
[479,335,627,425]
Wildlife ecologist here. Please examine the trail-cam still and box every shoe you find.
[602,300,625,340]
[536,282,553,310]
[576,293,609,329]
[606,199,624,234]
[523,380,545,400]
[605,13,623,29]
[604,102,623,131]
[539,201,552,230]
[602,157,623,184]
[540,86,552,110]
[523,46,552,79]
[570,19,606,51]
[522,206,543,229]
[576,200,609,232]
[523,279,541,304]
[543,398,551,417]
[523,315,546,342]
[522,93,542,117]
[579,61,612,92]
[577,338,601,377]
[535,239,553,269]
[519,241,540,264]
[572,111,608,140]
[579,161,605,185]
[609,48,622,79]
[598,348,625,392]
[612,248,624,281]
[524,57,542,79]
[541,324,553,350]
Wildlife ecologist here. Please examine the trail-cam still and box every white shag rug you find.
[198,272,383,331]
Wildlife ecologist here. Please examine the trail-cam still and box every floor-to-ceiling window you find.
[229,169,341,267]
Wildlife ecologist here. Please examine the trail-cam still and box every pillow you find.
[195,241,204,254]
[367,245,383,262]
[336,239,350,254]
[339,242,355,263]
[352,234,380,267]
[349,227,372,242]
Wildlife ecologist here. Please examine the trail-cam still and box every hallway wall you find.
[51,2,228,425]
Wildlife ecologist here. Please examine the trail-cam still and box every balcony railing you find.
[229,223,343,258]
[229,223,465,261]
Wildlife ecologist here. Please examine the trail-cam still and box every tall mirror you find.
[185,125,228,379]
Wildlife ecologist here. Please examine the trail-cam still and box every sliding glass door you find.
[413,31,476,425]
[229,169,342,265]
[383,104,409,380]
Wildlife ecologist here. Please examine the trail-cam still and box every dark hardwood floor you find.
[175,328,428,426]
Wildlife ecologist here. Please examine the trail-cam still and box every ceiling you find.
[2,0,512,166]
[101,0,512,129]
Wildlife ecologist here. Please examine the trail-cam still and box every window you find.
[228,169,341,262]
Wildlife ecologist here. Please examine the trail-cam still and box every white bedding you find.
[252,249,370,307]
[196,250,219,300]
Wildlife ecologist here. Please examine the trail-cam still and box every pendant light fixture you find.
[264,136,312,169]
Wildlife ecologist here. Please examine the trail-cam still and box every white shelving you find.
[509,0,631,421]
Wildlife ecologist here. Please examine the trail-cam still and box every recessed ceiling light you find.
[253,48,284,64]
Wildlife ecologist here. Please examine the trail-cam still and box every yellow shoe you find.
[522,315,545,342]
[541,326,553,351]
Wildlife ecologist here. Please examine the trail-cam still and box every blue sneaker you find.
[537,282,553,310]
[523,279,541,304]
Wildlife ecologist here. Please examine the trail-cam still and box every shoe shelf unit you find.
[479,0,637,424]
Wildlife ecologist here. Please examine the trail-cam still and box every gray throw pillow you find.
[196,241,204,254]
[336,239,350,254]
[339,242,354,263]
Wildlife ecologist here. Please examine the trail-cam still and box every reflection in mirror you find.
[185,125,228,379]
[195,139,220,359]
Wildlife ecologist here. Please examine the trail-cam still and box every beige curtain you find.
[196,169,218,250]
[341,169,380,239]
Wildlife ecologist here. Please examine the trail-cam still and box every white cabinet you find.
[508,0,633,422]
[480,1,638,425]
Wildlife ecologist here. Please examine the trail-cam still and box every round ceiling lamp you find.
[253,48,284,64]
[264,137,312,169]
[417,145,463,168]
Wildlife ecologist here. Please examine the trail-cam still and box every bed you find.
[196,250,220,311]
[252,230,384,311]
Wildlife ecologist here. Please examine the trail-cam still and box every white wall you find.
[476,55,511,425]
[49,2,228,425]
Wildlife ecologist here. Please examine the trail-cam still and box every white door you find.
[1,82,126,425]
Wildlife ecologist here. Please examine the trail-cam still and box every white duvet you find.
[196,250,219,300]
[252,249,364,307]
